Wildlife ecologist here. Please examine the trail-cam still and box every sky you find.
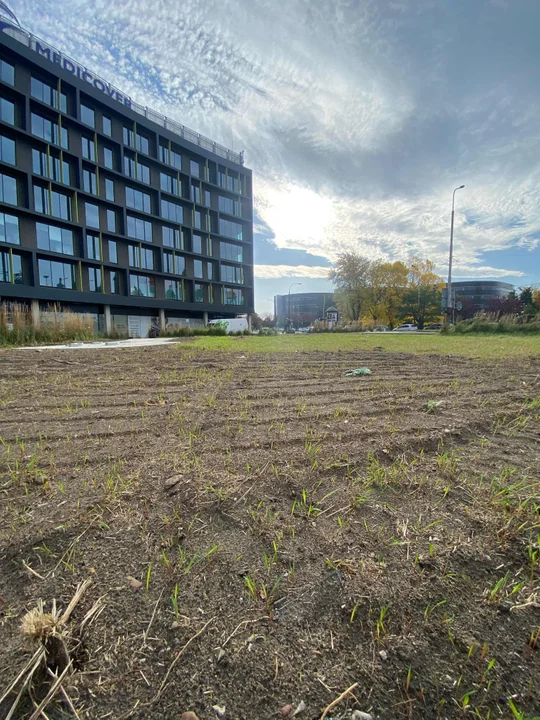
[10,0,540,316]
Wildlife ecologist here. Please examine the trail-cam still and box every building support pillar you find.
[31,299,40,329]
[247,313,252,332]
[103,305,112,335]
[203,311,208,326]
[159,308,166,331]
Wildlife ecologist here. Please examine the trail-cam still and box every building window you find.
[221,264,243,284]
[130,273,155,298]
[36,222,74,255]
[165,279,183,300]
[159,145,181,169]
[219,218,243,240]
[162,225,183,249]
[32,148,70,184]
[87,233,101,260]
[110,269,120,294]
[80,103,95,128]
[161,198,183,223]
[123,127,149,154]
[106,209,116,232]
[0,60,14,86]
[0,172,16,205]
[31,113,68,148]
[194,259,203,279]
[194,282,204,302]
[129,245,154,270]
[0,212,19,244]
[103,147,114,169]
[203,190,211,207]
[192,233,202,255]
[126,186,151,213]
[34,185,71,220]
[224,287,244,305]
[83,168,97,195]
[127,215,152,242]
[124,155,150,184]
[0,134,15,164]
[190,160,200,177]
[105,178,114,201]
[160,172,180,195]
[85,202,100,229]
[82,136,96,161]
[38,258,75,289]
[30,77,66,112]
[0,96,14,125]
[219,196,239,216]
[194,210,203,230]
[0,250,22,283]
[102,116,112,136]
[206,261,213,280]
[190,183,200,204]
[163,251,185,275]
[88,266,102,292]
[108,240,117,263]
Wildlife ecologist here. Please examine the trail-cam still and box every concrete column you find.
[203,311,208,326]
[247,313,252,332]
[31,299,40,328]
[159,308,166,330]
[103,305,112,335]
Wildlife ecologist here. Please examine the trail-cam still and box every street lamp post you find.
[447,185,465,324]
[288,282,302,330]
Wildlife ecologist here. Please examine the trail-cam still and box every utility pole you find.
[447,185,465,324]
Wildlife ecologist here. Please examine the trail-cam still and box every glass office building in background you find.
[0,8,253,335]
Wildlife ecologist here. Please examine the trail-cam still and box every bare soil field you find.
[0,343,539,720]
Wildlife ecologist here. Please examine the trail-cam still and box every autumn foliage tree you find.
[329,252,444,329]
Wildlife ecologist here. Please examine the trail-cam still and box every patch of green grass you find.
[182,333,540,358]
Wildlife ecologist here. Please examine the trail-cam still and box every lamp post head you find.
[458,184,465,189]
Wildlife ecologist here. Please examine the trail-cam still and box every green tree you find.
[398,258,444,329]
[329,252,372,321]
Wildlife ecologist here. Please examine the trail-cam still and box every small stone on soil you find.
[280,704,293,717]
[180,714,199,720]
[213,705,226,720]
[292,700,306,716]
[351,712,374,720]
[378,649,388,660]
[126,576,142,590]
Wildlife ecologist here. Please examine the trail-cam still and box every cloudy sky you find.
[11,0,540,314]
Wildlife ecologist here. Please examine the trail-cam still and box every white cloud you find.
[17,0,540,281]
[255,264,330,279]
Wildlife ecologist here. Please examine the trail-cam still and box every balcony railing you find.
[2,23,245,165]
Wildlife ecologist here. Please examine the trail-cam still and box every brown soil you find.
[0,344,539,720]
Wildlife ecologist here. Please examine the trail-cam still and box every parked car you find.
[393,324,418,332]
[424,323,443,331]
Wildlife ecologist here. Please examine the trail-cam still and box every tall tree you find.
[329,252,372,321]
[398,257,444,329]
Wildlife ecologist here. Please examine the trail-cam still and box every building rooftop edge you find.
[0,19,245,166]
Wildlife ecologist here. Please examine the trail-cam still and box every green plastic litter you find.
[344,367,372,376]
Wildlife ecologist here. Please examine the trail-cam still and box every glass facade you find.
[0,46,252,314]
[31,113,68,148]
[0,172,16,205]
[0,212,19,244]
[0,134,15,164]
[0,250,22,283]
[130,273,155,297]
[38,258,76,288]
[36,222,74,255]
[31,77,66,112]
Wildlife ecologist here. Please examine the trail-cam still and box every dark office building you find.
[0,11,253,336]
[274,291,335,327]
[453,280,514,314]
